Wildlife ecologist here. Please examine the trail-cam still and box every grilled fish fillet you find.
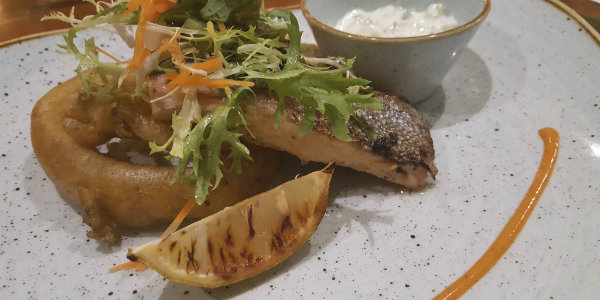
[241,91,437,190]
[147,75,437,190]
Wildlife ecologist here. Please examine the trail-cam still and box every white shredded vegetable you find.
[111,24,135,48]
[237,44,261,53]
[207,66,242,79]
[303,56,344,68]
[175,62,209,76]
[144,23,181,35]
[149,86,182,103]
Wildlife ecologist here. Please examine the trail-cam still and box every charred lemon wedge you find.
[127,164,334,288]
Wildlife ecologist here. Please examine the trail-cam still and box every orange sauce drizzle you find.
[434,128,559,300]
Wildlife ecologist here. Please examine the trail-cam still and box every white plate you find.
[1,1,599,299]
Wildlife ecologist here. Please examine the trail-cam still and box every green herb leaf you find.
[158,0,207,26]
[199,0,261,25]
[163,88,251,204]
[59,28,124,99]
[243,12,382,140]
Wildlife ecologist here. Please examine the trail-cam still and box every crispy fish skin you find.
[144,73,436,189]
[242,91,437,190]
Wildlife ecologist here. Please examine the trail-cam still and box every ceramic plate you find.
[1,1,599,299]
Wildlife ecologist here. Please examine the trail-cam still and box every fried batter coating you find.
[31,75,283,243]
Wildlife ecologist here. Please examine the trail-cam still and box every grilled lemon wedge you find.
[127,164,334,288]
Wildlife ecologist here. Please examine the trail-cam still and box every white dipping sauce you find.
[334,4,458,38]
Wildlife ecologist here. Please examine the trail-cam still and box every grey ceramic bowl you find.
[301,0,491,102]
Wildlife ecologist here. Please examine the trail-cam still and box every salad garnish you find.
[43,0,382,204]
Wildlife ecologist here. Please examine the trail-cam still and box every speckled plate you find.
[1,1,599,299]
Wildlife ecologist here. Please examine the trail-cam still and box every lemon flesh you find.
[128,165,334,288]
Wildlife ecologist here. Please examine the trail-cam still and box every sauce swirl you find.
[434,128,559,300]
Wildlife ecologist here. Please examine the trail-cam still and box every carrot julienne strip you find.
[127,0,177,71]
[109,261,148,273]
[188,56,223,73]
[160,198,197,240]
[127,48,151,71]
[177,76,255,88]
[217,22,227,32]
[123,0,142,17]
[157,31,184,64]
[163,72,179,81]
[164,56,253,90]
[154,1,173,13]
[127,17,150,70]
[166,72,254,90]
[164,70,190,90]
[109,189,196,274]
[96,47,122,64]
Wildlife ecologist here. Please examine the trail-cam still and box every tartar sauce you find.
[334,4,458,38]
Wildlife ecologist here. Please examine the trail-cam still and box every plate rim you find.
[544,0,600,45]
[1,0,598,298]
[0,0,598,49]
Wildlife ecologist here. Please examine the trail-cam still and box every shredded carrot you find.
[169,76,255,89]
[157,32,184,64]
[154,0,174,14]
[165,69,254,90]
[126,0,177,71]
[109,261,148,273]
[109,194,195,274]
[162,72,180,81]
[127,6,150,71]
[163,56,254,90]
[164,68,192,90]
[127,48,151,71]
[96,47,122,64]
[123,0,142,17]
[188,56,223,73]
[160,198,197,240]
[217,22,227,32]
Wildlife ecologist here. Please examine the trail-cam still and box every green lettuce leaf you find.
[59,28,124,99]
[203,0,262,25]
[159,0,261,26]
[244,13,383,141]
[156,87,252,204]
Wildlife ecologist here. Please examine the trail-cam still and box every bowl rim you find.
[300,0,491,43]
